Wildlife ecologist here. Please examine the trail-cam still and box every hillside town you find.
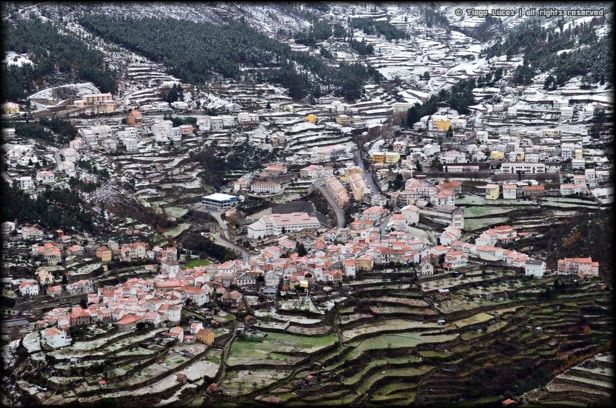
[1,3,613,407]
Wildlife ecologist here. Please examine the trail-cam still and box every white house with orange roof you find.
[42,327,72,348]
[168,326,184,343]
[19,279,40,296]
[362,206,387,223]
[400,204,420,226]
[47,285,63,297]
[262,162,287,176]
[96,245,113,263]
[182,285,209,306]
[440,226,462,246]
[342,259,357,278]
[443,250,468,270]
[32,242,62,265]
[21,225,44,241]
[66,279,93,296]
[431,189,455,206]
[503,183,517,199]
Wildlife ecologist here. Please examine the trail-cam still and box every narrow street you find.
[313,180,346,228]
[354,150,380,197]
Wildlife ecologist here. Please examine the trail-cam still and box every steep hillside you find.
[540,210,613,281]
[2,17,117,102]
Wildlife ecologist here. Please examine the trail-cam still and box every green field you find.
[162,222,191,238]
[183,258,211,269]
[464,216,510,231]
[464,206,517,218]
[226,332,338,366]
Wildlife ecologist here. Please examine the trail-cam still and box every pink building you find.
[557,257,599,278]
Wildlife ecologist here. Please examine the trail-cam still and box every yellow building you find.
[95,246,113,263]
[485,184,500,200]
[384,152,401,164]
[196,328,215,346]
[574,148,583,159]
[371,152,385,164]
[490,151,505,160]
[2,102,20,115]
[357,255,374,271]
[341,166,363,183]
[432,118,452,132]
[305,114,318,124]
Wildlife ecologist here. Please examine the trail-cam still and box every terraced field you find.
[522,352,613,406]
[205,272,612,406]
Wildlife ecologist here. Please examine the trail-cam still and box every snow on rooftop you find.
[203,193,237,201]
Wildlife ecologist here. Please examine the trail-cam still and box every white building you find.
[18,279,39,296]
[251,180,282,194]
[524,260,546,278]
[247,212,320,239]
[342,259,357,278]
[300,165,334,179]
[500,162,546,174]
[42,327,72,349]
[502,183,517,199]
[124,138,139,153]
[237,112,260,124]
[201,193,239,209]
[36,170,55,185]
[151,120,173,143]
[17,176,34,191]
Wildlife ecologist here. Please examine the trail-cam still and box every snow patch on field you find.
[4,51,34,67]
[28,83,101,101]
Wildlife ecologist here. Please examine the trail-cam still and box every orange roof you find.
[182,286,203,294]
[45,327,61,337]
[117,314,143,325]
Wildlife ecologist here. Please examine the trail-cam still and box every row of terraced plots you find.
[208,266,611,406]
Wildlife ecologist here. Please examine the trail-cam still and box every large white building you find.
[251,180,282,194]
[248,212,320,239]
[500,162,546,174]
[300,164,334,179]
[201,193,239,209]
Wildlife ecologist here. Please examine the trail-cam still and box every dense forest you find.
[3,17,117,102]
[349,17,408,40]
[79,15,293,81]
[483,17,612,86]
[78,15,379,102]
[406,77,477,126]
[7,118,77,146]
[349,39,374,55]
[540,211,613,281]
[419,5,451,29]
[293,14,349,46]
[180,232,238,262]
[192,141,279,189]
[1,179,94,232]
